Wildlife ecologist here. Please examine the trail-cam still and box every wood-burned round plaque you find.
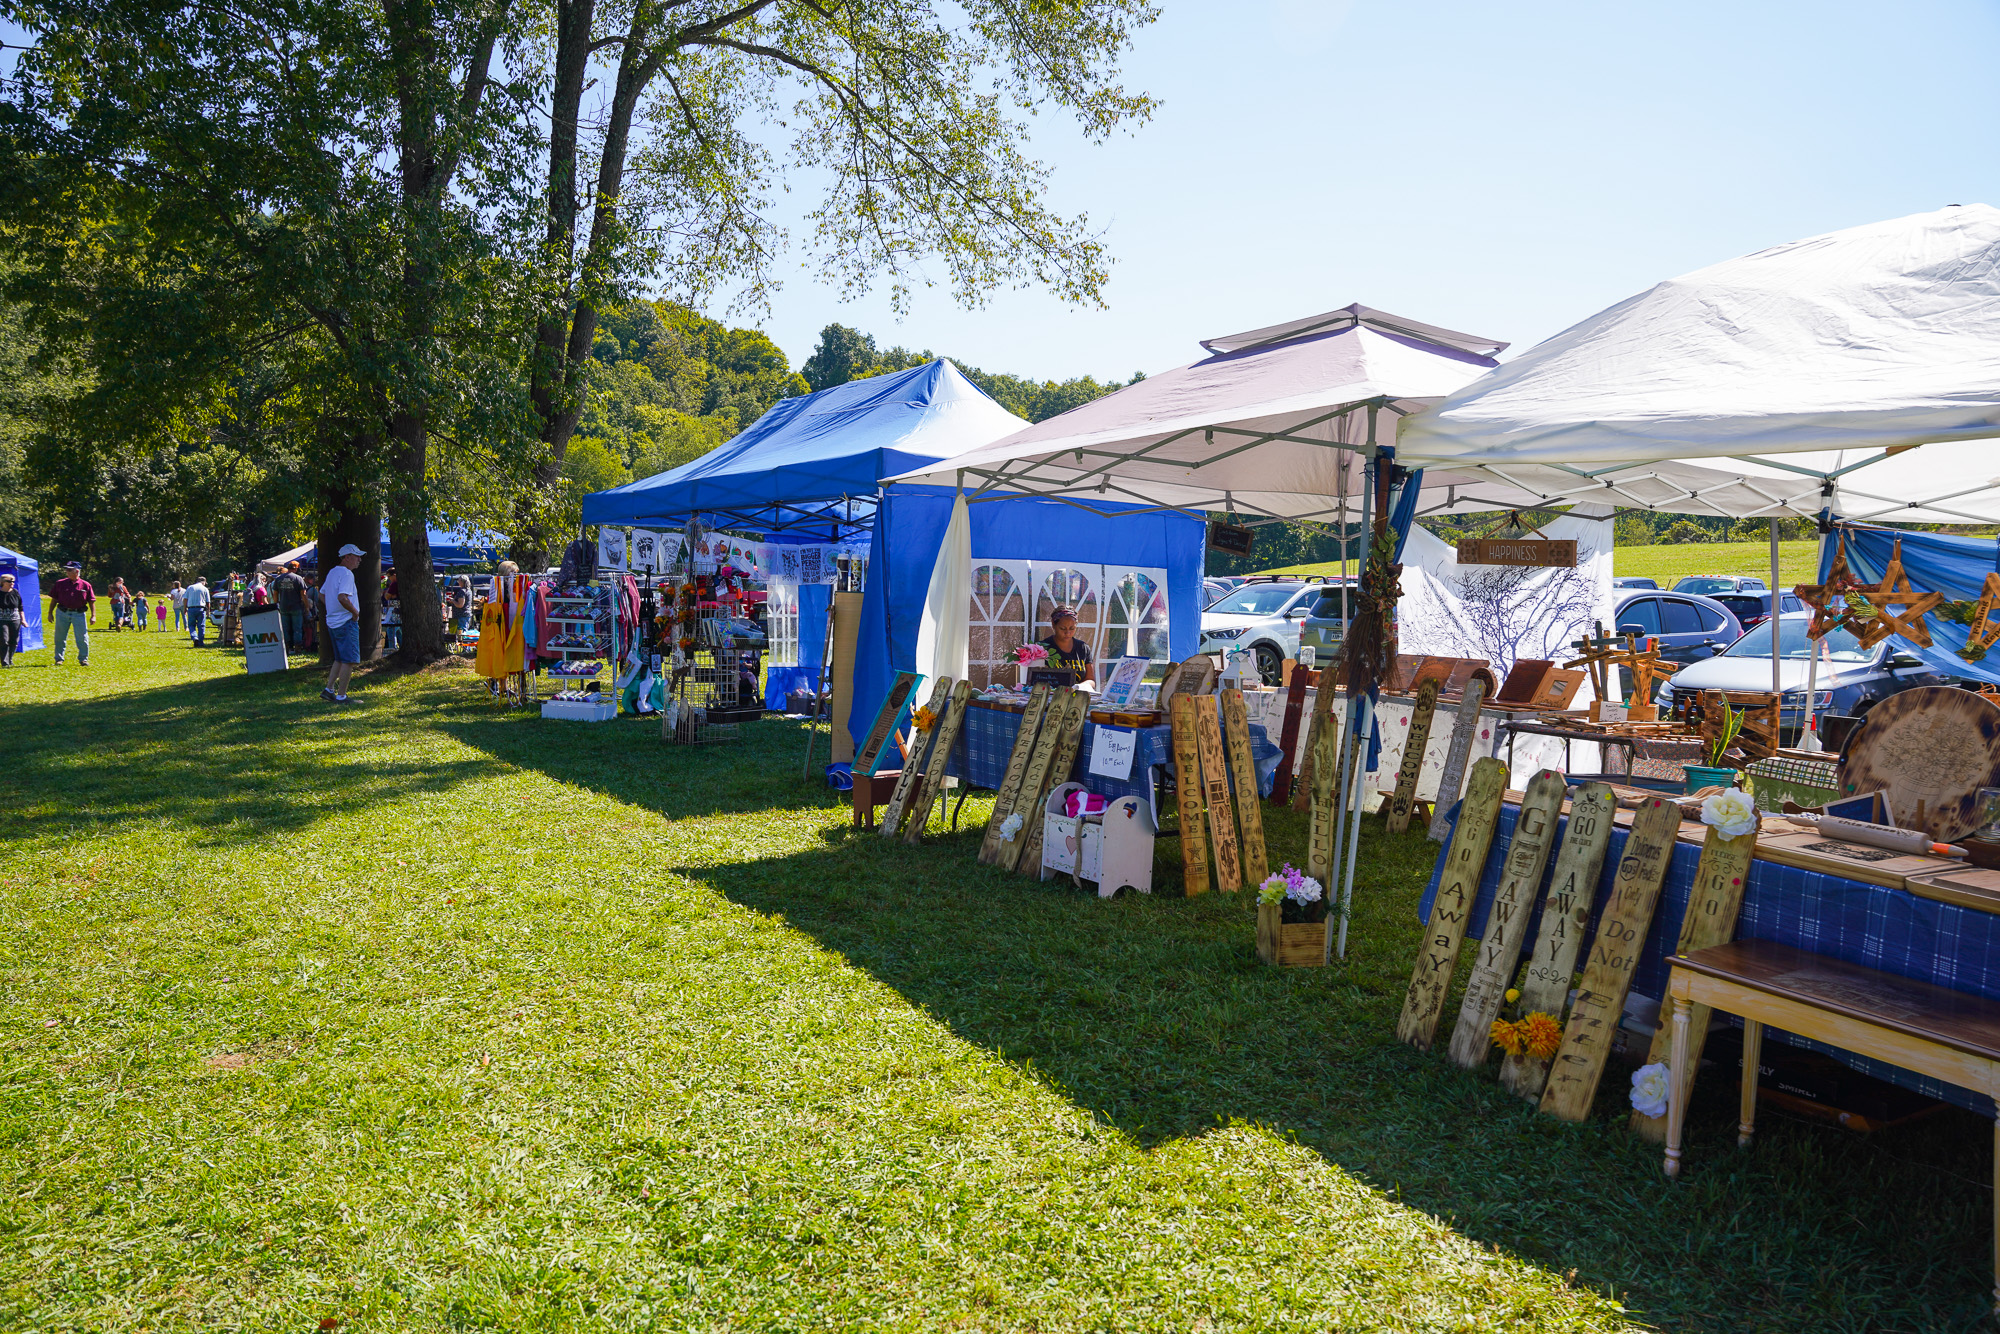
[1837,686,2000,841]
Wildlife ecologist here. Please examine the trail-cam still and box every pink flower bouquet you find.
[1014,643,1049,665]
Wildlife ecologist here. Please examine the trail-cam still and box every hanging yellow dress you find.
[499,575,527,673]
[474,598,507,679]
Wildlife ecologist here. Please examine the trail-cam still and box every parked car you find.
[1658,613,1944,742]
[1707,589,1805,633]
[1673,575,1766,596]
[1611,587,1744,676]
[1202,578,1234,607]
[1612,576,1658,589]
[1198,578,1346,685]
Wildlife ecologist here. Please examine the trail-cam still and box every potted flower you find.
[1255,864,1328,967]
[1685,703,1744,794]
[1013,641,1049,685]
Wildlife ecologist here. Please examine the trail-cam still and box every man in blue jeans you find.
[183,577,211,645]
[48,560,93,666]
[320,543,363,703]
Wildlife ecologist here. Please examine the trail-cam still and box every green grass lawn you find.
[1255,540,1821,588]
[0,628,1990,1330]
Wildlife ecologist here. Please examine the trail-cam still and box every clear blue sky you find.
[750,0,2000,382]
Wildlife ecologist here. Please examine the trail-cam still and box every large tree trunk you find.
[388,416,447,662]
[316,490,382,664]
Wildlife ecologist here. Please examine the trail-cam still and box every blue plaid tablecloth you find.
[945,702,1278,807]
[1419,803,2000,1114]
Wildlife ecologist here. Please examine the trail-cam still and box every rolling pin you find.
[1790,813,1968,859]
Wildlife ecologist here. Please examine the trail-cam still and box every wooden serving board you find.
[1385,679,1442,834]
[1752,830,1958,891]
[904,680,974,844]
[1539,796,1682,1122]
[978,685,1052,865]
[1427,678,1490,843]
[1221,688,1269,886]
[1446,770,1569,1069]
[1631,819,1760,1141]
[878,677,954,839]
[1194,699,1243,892]
[1836,685,2000,841]
[1903,865,2000,913]
[1017,692,1089,876]
[997,690,1076,872]
[1500,783,1619,1100]
[1170,693,1213,894]
[1395,756,1510,1051]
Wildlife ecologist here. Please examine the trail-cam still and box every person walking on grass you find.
[321,544,363,704]
[183,576,210,646]
[0,572,22,667]
[107,577,129,631]
[154,595,167,632]
[132,591,148,632]
[49,560,92,666]
[170,581,185,630]
[272,561,306,650]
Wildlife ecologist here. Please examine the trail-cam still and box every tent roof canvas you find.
[582,358,1024,535]
[0,545,38,571]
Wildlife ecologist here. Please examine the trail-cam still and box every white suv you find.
[1199,580,1345,685]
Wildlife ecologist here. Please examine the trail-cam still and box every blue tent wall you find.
[0,546,42,651]
[847,486,1204,750]
[1827,522,2000,684]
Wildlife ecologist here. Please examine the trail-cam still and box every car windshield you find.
[1713,595,1765,617]
[1676,577,1738,595]
[1208,584,1303,616]
[1721,618,1872,662]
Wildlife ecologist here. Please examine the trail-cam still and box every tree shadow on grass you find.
[669,817,1995,1334]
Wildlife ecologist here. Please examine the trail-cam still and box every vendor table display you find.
[1419,800,2000,1116]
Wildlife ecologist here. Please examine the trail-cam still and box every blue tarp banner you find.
[764,583,831,709]
[1828,521,2000,685]
[847,486,1205,750]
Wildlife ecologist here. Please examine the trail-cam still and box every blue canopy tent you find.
[0,545,42,652]
[261,524,502,572]
[583,359,1019,542]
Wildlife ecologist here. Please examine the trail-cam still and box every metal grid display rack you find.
[666,606,762,744]
[536,581,619,707]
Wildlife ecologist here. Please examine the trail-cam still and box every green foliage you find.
[1663,518,1718,544]
[1614,513,1655,546]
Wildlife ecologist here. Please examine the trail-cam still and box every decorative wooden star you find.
[1849,538,1942,649]
[1792,533,1865,640]
[1959,571,2000,662]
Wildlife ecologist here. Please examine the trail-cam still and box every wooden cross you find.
[1564,621,1626,704]
[1608,633,1666,707]
[1849,538,1942,649]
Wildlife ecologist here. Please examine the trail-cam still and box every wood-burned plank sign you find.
[1304,707,1340,887]
[1457,537,1578,568]
[1539,796,1682,1122]
[1194,699,1243,891]
[1170,693,1213,894]
[855,671,922,776]
[1220,689,1269,886]
[1446,769,1569,1069]
[1396,756,1510,1051]
[978,685,1053,865]
[1017,693,1090,877]
[904,680,975,844]
[997,689,1075,872]
[1630,817,1759,1141]
[1384,679,1442,835]
[1427,677,1491,843]
[1499,782,1618,1100]
[878,676,954,839]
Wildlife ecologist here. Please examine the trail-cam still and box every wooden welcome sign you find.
[1457,537,1577,568]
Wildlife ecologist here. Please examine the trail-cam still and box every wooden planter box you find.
[1256,902,1328,967]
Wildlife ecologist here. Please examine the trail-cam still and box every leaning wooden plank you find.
[1194,699,1243,891]
[904,680,975,844]
[1170,693,1213,894]
[1499,782,1619,1099]
[1292,675,1341,813]
[878,677,954,839]
[1630,812,1760,1140]
[1017,692,1090,876]
[978,685,1053,865]
[1395,756,1510,1051]
[996,689,1075,872]
[1427,678,1491,843]
[1384,679,1443,834]
[1446,769,1569,1068]
[1271,667,1314,803]
[1538,795,1683,1122]
[1220,688,1269,886]
[1305,703,1341,887]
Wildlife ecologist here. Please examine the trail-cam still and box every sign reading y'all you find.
[1457,537,1578,568]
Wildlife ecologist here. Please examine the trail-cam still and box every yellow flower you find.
[1504,987,1521,1005]
[1521,1012,1565,1061]
[912,706,938,733]
[1488,1018,1526,1057]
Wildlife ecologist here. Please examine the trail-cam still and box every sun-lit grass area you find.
[1253,540,1821,589]
[0,629,1992,1330]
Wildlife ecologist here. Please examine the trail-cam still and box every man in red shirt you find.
[49,560,94,667]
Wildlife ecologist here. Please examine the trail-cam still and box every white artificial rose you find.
[1000,812,1025,842]
[1630,1062,1671,1119]
[1700,789,1758,840]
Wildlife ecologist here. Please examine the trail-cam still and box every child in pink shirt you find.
[155,599,167,630]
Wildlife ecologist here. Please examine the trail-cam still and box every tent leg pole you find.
[1770,519,1782,702]
[1335,693,1374,962]
[1800,522,1829,750]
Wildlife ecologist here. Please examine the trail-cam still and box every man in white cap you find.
[321,543,364,703]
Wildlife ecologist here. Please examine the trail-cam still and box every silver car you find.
[1658,613,1943,742]
[1198,579,1348,685]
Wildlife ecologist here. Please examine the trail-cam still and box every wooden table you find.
[1664,939,2000,1314]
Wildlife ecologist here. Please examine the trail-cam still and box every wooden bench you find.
[1664,939,2000,1315]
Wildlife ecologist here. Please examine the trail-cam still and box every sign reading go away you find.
[1456,537,1577,568]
